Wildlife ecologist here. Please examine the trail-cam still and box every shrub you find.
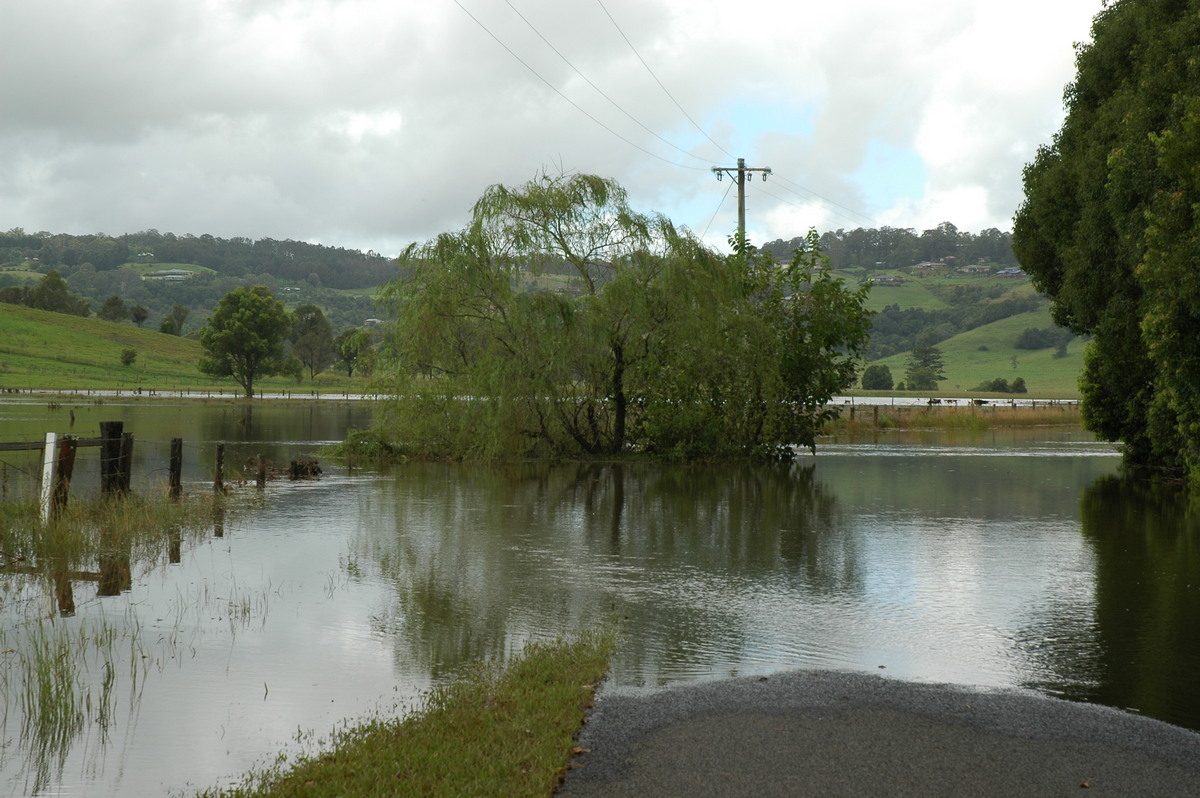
[1015,327,1055,349]
[974,377,1010,393]
[861,364,893,390]
[120,348,137,367]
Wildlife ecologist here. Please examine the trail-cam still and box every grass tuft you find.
[202,630,616,798]
[824,402,1081,434]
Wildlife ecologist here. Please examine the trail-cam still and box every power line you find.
[459,1,884,238]
[712,158,772,241]
[594,0,734,161]
[501,0,710,167]
[744,180,882,237]
[702,179,735,239]
[454,0,707,171]
[770,175,879,229]
[590,2,878,235]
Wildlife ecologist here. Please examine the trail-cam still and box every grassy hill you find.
[0,303,361,394]
[1,270,1083,398]
[859,276,950,312]
[868,307,1083,398]
[849,273,1082,398]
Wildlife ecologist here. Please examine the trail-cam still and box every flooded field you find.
[2,399,1197,796]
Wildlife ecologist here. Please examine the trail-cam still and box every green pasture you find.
[0,304,363,394]
[859,273,1040,313]
[867,307,1084,398]
[859,275,949,312]
[0,267,45,284]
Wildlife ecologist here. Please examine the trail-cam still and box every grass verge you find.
[824,402,1082,434]
[201,630,616,798]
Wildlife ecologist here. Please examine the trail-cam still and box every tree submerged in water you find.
[373,173,871,460]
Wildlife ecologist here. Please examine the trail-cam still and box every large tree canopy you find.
[1013,0,1200,480]
[373,173,870,460]
[198,285,293,397]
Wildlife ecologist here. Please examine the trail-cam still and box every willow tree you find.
[1013,0,1200,481]
[375,173,870,460]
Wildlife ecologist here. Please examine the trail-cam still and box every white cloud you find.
[0,0,1103,254]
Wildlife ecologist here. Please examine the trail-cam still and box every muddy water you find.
[2,401,1196,796]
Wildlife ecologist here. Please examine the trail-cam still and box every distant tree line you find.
[0,228,396,290]
[762,223,1017,272]
[867,295,1044,360]
[0,270,90,316]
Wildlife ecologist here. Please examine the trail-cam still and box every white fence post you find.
[40,432,58,524]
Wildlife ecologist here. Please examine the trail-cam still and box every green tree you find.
[98,295,129,323]
[861,364,893,390]
[974,377,1010,393]
[168,303,189,336]
[130,304,149,328]
[1013,0,1200,480]
[904,345,946,391]
[27,270,90,316]
[290,304,336,379]
[198,286,293,397]
[374,173,871,460]
[335,327,374,377]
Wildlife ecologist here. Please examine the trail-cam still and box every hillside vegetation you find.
[839,262,1083,397]
[0,224,1084,398]
[0,303,360,394]
[869,307,1083,398]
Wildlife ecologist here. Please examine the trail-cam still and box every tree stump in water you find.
[288,458,322,480]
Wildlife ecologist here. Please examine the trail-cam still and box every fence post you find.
[100,421,123,497]
[256,454,266,489]
[169,438,183,500]
[52,436,77,519]
[118,432,134,495]
[39,432,58,523]
[214,443,225,494]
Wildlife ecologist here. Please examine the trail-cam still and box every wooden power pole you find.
[712,157,772,244]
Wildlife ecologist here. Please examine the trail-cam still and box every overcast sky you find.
[1,0,1102,256]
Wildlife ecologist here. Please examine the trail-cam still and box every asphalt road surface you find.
[556,670,1200,797]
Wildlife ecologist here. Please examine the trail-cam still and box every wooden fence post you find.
[100,421,123,497]
[118,432,134,495]
[169,438,183,500]
[52,436,77,519]
[214,443,225,494]
[256,454,266,489]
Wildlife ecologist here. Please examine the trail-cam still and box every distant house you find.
[996,267,1026,279]
[145,268,194,281]
[364,318,383,327]
[871,275,904,287]
[913,261,946,274]
[957,264,992,275]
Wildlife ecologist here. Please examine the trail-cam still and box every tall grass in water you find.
[824,402,1082,434]
[0,489,254,793]
[203,630,616,798]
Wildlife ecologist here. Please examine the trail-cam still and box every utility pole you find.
[712,157,772,244]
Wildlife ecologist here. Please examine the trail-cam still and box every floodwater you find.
[1,399,1197,796]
